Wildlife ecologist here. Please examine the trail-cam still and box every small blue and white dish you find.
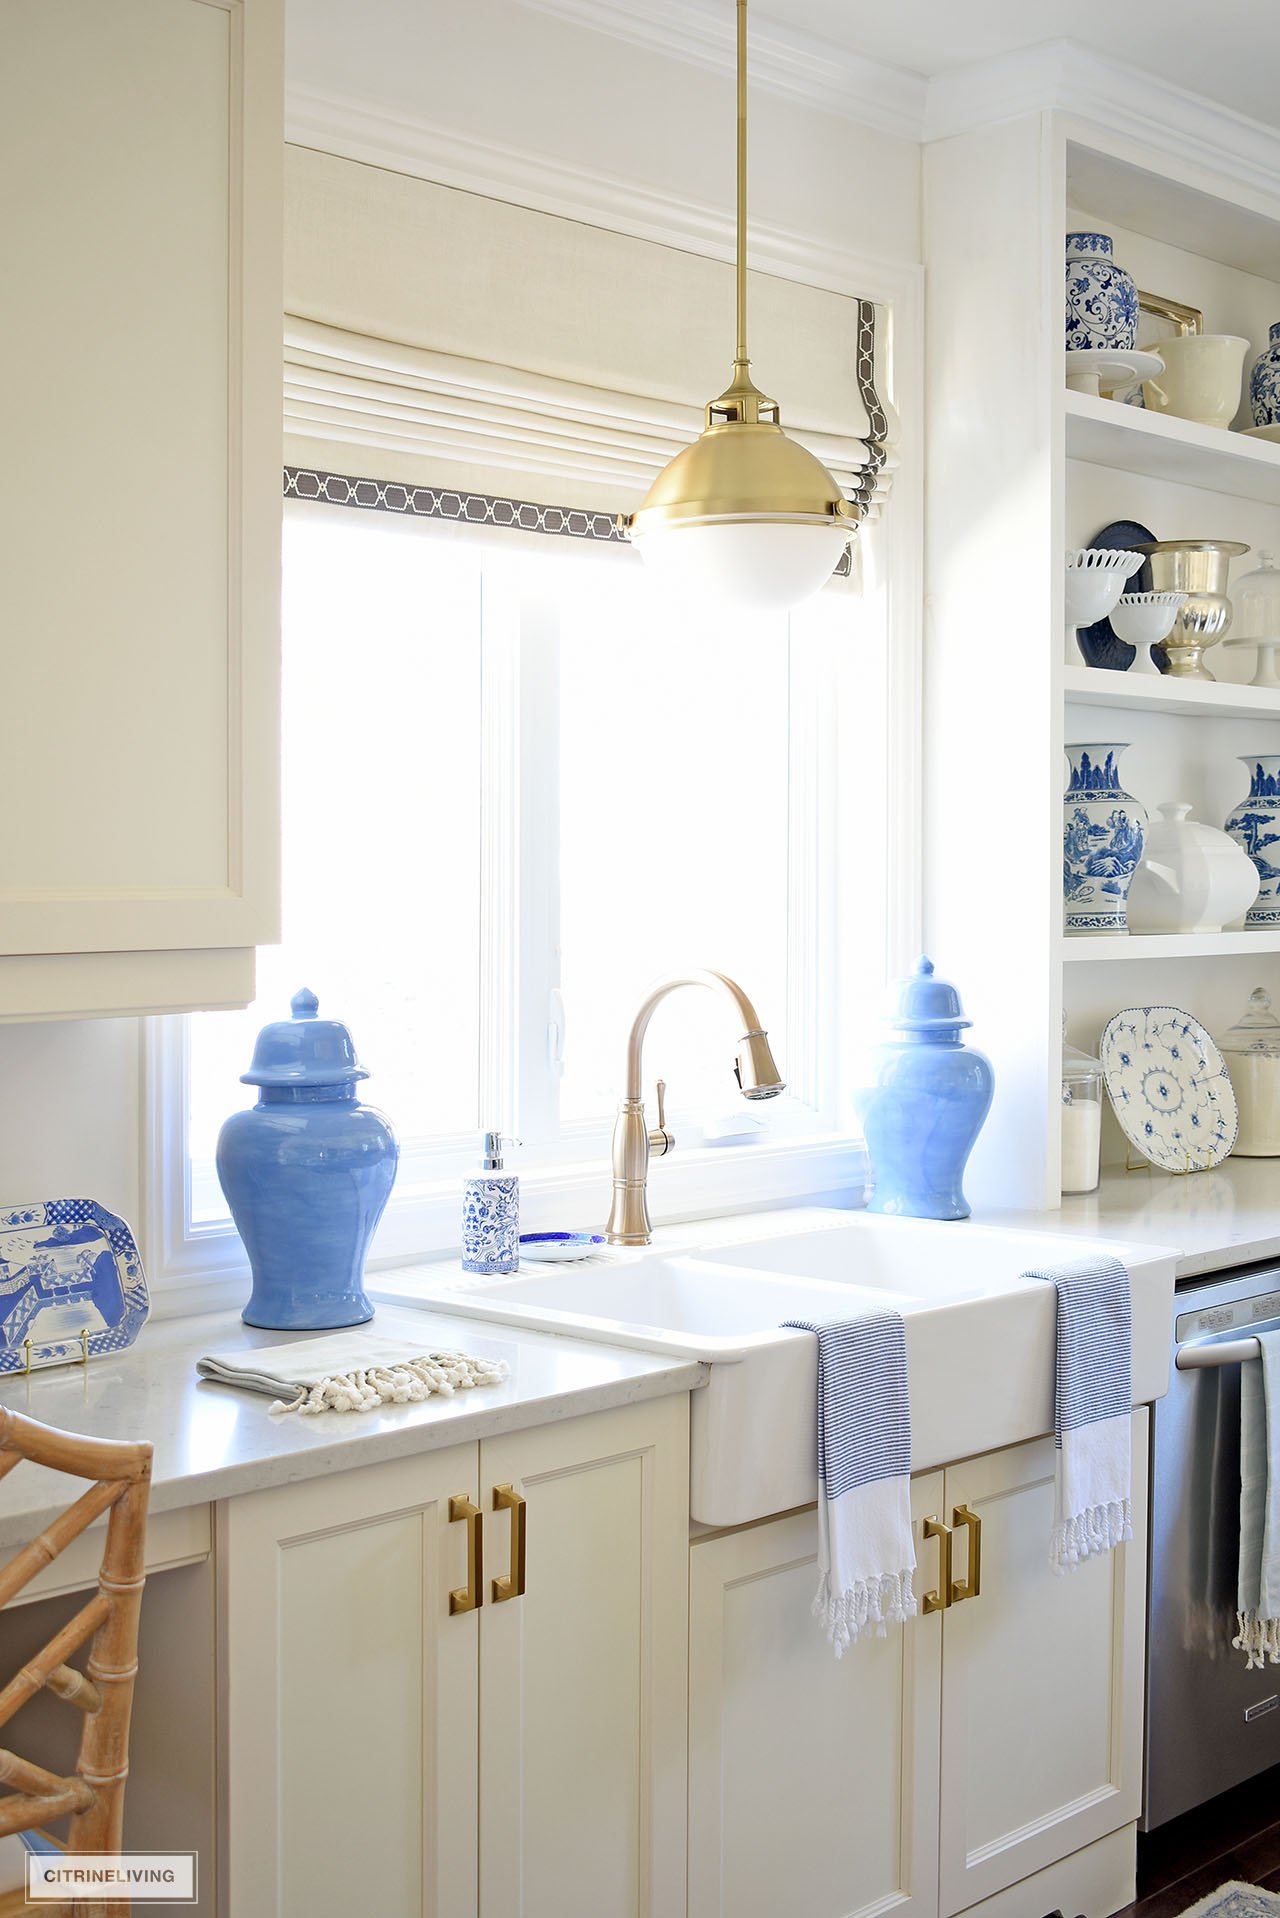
[519,1232,609,1264]
[0,1200,150,1374]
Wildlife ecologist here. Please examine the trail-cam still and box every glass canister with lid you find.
[1220,987,1280,1156]
[1062,1019,1104,1194]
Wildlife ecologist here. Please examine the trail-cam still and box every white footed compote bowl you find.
[1065,548,1144,664]
[1110,591,1188,676]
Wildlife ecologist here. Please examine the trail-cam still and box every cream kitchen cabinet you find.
[218,1395,690,1918]
[688,1415,1148,1918]
[0,0,282,1021]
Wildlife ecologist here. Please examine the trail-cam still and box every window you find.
[151,498,896,1293]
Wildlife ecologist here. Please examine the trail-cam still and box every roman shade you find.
[283,147,897,521]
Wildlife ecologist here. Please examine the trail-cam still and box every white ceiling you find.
[761,0,1279,129]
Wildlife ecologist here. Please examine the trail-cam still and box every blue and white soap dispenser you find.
[461,1132,520,1275]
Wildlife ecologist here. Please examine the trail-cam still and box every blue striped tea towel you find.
[782,1311,916,1657]
[1023,1255,1132,1572]
[1233,1328,1280,1670]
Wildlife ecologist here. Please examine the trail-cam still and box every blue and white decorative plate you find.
[1099,1007,1238,1173]
[518,1232,609,1264]
[0,1201,150,1375]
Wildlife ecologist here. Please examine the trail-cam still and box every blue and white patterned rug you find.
[1178,1884,1280,1917]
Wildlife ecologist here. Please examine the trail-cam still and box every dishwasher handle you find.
[1176,1336,1263,1371]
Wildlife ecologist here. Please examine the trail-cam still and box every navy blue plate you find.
[1075,518,1164,672]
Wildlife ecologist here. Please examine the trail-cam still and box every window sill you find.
[147,1132,868,1320]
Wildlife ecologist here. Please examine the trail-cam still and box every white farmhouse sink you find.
[381,1208,1177,1527]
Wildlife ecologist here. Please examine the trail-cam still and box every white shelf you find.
[1062,930,1280,962]
[1063,665,1280,720]
[1065,388,1280,504]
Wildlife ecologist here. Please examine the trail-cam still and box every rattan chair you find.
[0,1408,152,1917]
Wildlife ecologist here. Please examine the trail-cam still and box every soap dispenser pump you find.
[461,1131,521,1275]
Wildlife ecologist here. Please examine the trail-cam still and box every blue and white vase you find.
[1065,233,1138,352]
[216,989,399,1329]
[1063,743,1147,935]
[1250,323,1280,426]
[1225,756,1280,926]
[852,957,994,1222]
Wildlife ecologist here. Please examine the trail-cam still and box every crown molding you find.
[926,40,1280,211]
[508,0,925,142]
[285,83,919,309]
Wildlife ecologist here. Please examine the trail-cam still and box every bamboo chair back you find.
[0,1407,152,1913]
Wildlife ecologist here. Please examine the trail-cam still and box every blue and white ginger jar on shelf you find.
[1063,743,1147,935]
[1250,323,1280,426]
[852,956,995,1222]
[1065,232,1138,352]
[1225,756,1280,927]
[216,988,399,1330]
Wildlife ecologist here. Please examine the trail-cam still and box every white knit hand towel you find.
[197,1329,509,1414]
[782,1312,916,1658]
[1024,1256,1133,1572]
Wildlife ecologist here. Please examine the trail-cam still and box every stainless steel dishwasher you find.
[1145,1259,1280,1829]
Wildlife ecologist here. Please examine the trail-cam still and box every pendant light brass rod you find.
[735,0,748,371]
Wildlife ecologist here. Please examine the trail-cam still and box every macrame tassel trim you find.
[1050,1496,1132,1575]
[1233,1609,1280,1672]
[812,1569,916,1660]
[270,1350,510,1415]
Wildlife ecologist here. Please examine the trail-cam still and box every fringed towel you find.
[1234,1328,1280,1670]
[781,1311,916,1658]
[197,1329,509,1414]
[1023,1255,1133,1572]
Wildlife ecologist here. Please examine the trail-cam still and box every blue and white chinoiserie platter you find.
[0,1201,150,1375]
[1099,1006,1238,1174]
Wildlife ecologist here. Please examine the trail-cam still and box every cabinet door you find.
[0,0,281,1016]
[938,1414,1148,1916]
[688,1474,945,1918]
[477,1394,690,1918]
[219,1445,479,1918]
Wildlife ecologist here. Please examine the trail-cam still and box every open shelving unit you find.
[924,111,1280,1213]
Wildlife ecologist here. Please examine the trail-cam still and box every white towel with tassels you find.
[781,1311,916,1658]
[1023,1256,1133,1572]
[197,1329,509,1414]
[1234,1328,1280,1670]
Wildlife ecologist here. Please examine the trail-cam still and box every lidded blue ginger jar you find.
[216,989,399,1329]
[1065,232,1138,352]
[852,957,995,1222]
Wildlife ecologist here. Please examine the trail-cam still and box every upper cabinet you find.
[0,0,282,1021]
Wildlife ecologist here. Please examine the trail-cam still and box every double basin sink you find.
[383,1208,1176,1526]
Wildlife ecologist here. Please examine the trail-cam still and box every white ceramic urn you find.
[1126,801,1261,934]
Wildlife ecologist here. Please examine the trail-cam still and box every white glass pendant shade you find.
[631,518,848,612]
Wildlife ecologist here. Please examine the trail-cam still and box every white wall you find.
[10,5,921,1275]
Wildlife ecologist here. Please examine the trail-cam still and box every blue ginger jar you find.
[216,989,399,1329]
[1250,323,1280,426]
[1063,742,1147,936]
[853,957,994,1222]
[1065,232,1138,352]
[1225,755,1280,927]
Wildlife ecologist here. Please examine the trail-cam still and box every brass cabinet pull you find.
[921,1515,952,1614]
[448,1493,483,1614]
[950,1503,982,1604]
[491,1483,527,1603]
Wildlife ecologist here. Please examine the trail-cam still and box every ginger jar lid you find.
[240,988,370,1087]
[884,956,972,1035]
[1220,987,1280,1059]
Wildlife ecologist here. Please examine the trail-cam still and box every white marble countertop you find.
[0,1303,705,1551]
[984,1156,1280,1279]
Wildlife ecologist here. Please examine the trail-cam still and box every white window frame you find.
[142,496,919,1315]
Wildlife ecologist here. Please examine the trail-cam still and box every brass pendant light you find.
[624,0,858,612]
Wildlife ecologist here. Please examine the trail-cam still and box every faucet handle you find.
[648,1078,674,1158]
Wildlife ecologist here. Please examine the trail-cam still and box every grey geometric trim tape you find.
[283,466,628,542]
[283,467,856,577]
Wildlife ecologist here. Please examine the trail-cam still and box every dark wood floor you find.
[1109,1768,1280,1916]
